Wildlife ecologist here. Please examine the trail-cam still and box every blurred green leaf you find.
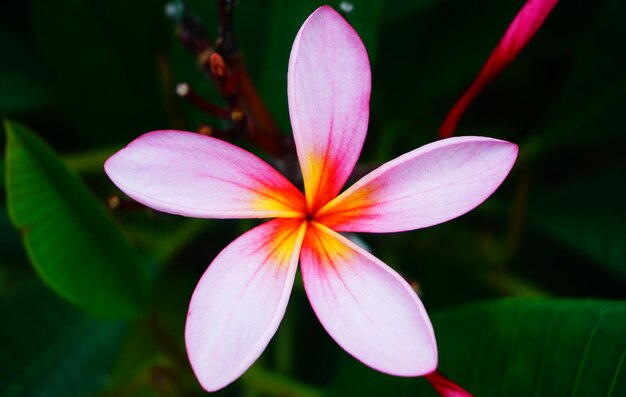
[528,167,626,278]
[0,284,126,397]
[5,120,148,317]
[330,298,626,397]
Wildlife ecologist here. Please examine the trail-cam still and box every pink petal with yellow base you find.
[185,218,307,391]
[300,222,437,376]
[440,0,559,137]
[288,6,371,212]
[105,130,305,218]
[317,137,518,233]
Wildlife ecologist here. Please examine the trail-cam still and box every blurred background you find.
[1,0,625,396]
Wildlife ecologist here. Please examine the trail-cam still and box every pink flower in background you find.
[440,0,559,137]
[105,6,517,392]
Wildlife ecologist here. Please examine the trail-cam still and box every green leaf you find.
[328,298,626,397]
[528,167,626,278]
[0,284,127,397]
[427,298,626,396]
[5,120,148,317]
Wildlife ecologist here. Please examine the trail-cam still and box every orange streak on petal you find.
[304,152,342,214]
[251,188,306,218]
[304,222,353,269]
[263,219,308,269]
[247,173,307,217]
[314,184,378,229]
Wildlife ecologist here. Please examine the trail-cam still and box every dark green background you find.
[1,0,625,396]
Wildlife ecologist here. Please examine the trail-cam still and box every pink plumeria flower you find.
[440,0,559,137]
[105,6,517,392]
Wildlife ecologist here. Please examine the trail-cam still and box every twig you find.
[216,0,237,56]
[167,0,288,157]
[176,83,231,120]
[196,123,234,140]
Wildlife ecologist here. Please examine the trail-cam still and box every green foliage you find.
[429,299,626,396]
[329,299,626,397]
[5,120,148,317]
[0,0,624,395]
[0,284,126,397]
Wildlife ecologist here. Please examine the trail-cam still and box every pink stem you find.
[439,0,559,138]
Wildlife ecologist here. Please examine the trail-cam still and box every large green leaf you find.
[430,298,626,396]
[329,298,626,397]
[5,120,148,317]
[0,284,126,397]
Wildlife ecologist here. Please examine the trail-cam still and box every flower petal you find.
[300,222,437,376]
[185,218,306,391]
[105,130,305,218]
[288,5,371,212]
[440,0,559,137]
[317,136,518,233]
